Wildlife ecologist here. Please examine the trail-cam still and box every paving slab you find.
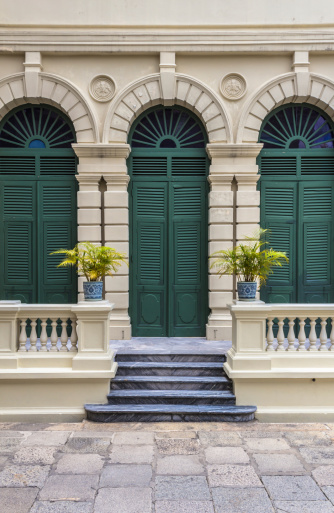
[198,431,242,446]
[323,486,334,505]
[155,500,215,513]
[113,431,155,445]
[286,431,332,447]
[155,431,197,439]
[0,464,50,487]
[22,431,70,446]
[207,464,263,487]
[204,446,249,464]
[99,464,152,487]
[245,437,291,451]
[0,487,39,513]
[254,453,305,474]
[274,501,334,512]
[156,438,200,455]
[55,453,104,474]
[0,431,26,438]
[0,437,23,454]
[300,447,334,464]
[62,437,111,454]
[156,455,204,475]
[94,487,152,513]
[155,476,211,500]
[263,475,326,501]
[30,502,93,513]
[212,487,274,513]
[39,474,98,501]
[313,466,334,486]
[0,456,8,467]
[13,446,57,465]
[109,444,154,464]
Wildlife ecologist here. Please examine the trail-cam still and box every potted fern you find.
[51,242,128,301]
[210,229,288,301]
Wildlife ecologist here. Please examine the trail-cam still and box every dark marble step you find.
[111,375,231,391]
[107,389,236,405]
[115,353,226,363]
[116,361,224,377]
[85,403,256,423]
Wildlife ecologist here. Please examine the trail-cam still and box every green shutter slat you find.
[266,224,292,284]
[138,224,163,283]
[0,156,35,175]
[264,188,294,217]
[260,156,297,176]
[304,224,330,282]
[175,224,199,281]
[171,157,207,176]
[174,187,202,216]
[5,223,32,283]
[132,157,167,176]
[4,185,33,216]
[303,187,332,216]
[40,157,76,176]
[42,186,72,217]
[45,224,71,283]
[136,187,165,217]
[301,156,334,175]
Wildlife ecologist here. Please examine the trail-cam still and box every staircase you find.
[85,352,256,422]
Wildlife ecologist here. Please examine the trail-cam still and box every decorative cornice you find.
[206,143,263,159]
[72,144,131,159]
[103,174,130,186]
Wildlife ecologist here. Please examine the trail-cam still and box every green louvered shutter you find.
[132,182,167,336]
[0,182,36,303]
[260,182,297,303]
[300,182,334,303]
[39,180,77,304]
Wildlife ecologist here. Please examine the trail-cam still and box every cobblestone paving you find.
[2,421,334,512]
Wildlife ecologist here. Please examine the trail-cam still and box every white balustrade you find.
[264,309,334,352]
[17,310,78,353]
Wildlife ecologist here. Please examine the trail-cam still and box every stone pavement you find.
[2,421,334,512]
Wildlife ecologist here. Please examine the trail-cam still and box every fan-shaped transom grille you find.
[260,105,334,149]
[130,107,206,149]
[0,105,76,149]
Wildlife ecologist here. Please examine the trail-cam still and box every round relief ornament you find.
[220,73,247,100]
[89,75,116,102]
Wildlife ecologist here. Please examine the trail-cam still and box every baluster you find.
[319,318,328,351]
[18,319,28,352]
[297,317,307,351]
[287,319,296,351]
[308,317,317,351]
[50,320,58,352]
[330,317,334,351]
[69,318,78,352]
[29,319,38,351]
[276,317,285,351]
[60,320,68,352]
[39,318,48,352]
[266,318,275,351]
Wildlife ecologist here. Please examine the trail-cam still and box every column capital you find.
[72,143,131,159]
[206,143,263,159]
[104,174,130,190]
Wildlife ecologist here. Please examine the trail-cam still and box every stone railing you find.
[0,300,118,422]
[225,301,334,422]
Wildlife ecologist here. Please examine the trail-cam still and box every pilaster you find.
[24,51,42,97]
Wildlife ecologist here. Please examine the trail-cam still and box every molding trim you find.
[237,71,334,143]
[207,143,263,158]
[72,143,131,159]
[103,72,232,144]
[0,71,99,143]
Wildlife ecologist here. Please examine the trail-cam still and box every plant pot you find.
[83,281,103,301]
[237,281,257,301]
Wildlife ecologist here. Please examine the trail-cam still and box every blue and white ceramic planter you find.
[237,281,257,301]
[83,281,103,301]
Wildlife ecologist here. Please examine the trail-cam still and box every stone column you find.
[206,143,262,341]
[103,145,131,341]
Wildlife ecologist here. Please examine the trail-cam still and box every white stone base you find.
[206,313,232,340]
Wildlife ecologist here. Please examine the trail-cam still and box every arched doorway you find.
[258,103,334,303]
[0,104,78,303]
[128,106,209,336]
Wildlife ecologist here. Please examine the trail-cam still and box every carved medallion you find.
[220,73,247,100]
[89,75,116,102]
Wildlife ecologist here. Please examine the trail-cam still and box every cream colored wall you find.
[0,55,24,77]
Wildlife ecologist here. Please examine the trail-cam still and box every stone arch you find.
[237,72,334,143]
[103,73,232,144]
[0,72,99,143]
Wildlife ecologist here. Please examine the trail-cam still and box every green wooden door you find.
[0,105,77,304]
[129,107,209,336]
[259,104,334,303]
